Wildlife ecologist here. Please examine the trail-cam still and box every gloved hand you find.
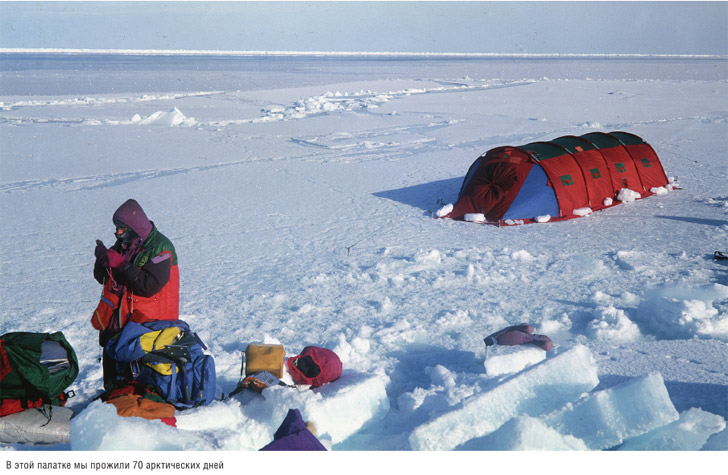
[95,240,109,268]
[106,249,126,269]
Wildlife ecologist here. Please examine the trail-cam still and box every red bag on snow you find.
[286,347,342,388]
[0,393,70,417]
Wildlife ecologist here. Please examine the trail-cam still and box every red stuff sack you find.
[286,346,342,388]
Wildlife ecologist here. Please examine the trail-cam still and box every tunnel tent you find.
[443,131,670,225]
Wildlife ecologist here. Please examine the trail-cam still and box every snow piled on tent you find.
[1,54,727,453]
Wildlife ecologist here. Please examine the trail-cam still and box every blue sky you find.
[1,1,726,55]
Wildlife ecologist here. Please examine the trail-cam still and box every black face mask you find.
[114,223,138,244]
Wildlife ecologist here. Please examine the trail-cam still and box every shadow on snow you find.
[373,177,462,213]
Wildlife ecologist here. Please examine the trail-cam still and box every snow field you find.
[1,55,727,451]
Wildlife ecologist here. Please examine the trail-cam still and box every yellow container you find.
[245,343,285,378]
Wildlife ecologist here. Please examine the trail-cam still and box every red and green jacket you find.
[93,225,179,329]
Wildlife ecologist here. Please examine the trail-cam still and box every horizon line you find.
[1,48,726,60]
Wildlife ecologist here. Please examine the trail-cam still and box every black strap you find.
[240,351,246,379]
[36,404,53,427]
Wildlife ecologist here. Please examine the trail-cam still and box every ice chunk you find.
[229,370,390,447]
[464,415,588,450]
[587,305,642,343]
[436,203,453,217]
[617,188,641,202]
[511,250,534,261]
[544,372,679,450]
[305,370,390,444]
[414,249,442,265]
[139,107,196,127]
[484,344,547,376]
[409,345,599,450]
[464,213,486,223]
[618,407,726,450]
[702,426,728,451]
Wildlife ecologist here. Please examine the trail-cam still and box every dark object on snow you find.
[443,131,669,225]
[287,347,342,388]
[294,355,321,378]
[259,408,326,451]
[484,323,553,351]
[715,251,728,261]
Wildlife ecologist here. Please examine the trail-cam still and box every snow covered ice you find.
[617,407,726,451]
[1,52,727,452]
[409,345,600,451]
[543,372,680,450]
[483,344,546,376]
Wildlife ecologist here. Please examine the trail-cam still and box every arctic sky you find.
[0,1,727,55]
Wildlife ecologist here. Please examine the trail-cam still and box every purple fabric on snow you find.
[484,323,553,351]
[113,199,153,242]
[496,329,535,346]
[259,409,326,451]
[497,331,553,350]
[484,323,534,345]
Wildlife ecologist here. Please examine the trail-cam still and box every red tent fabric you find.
[610,131,669,192]
[581,132,647,195]
[551,136,615,210]
[449,147,534,222]
[444,131,670,225]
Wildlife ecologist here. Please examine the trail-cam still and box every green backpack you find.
[0,331,79,416]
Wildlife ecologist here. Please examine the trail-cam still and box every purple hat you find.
[112,199,153,241]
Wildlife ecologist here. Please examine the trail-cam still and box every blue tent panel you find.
[503,164,559,220]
